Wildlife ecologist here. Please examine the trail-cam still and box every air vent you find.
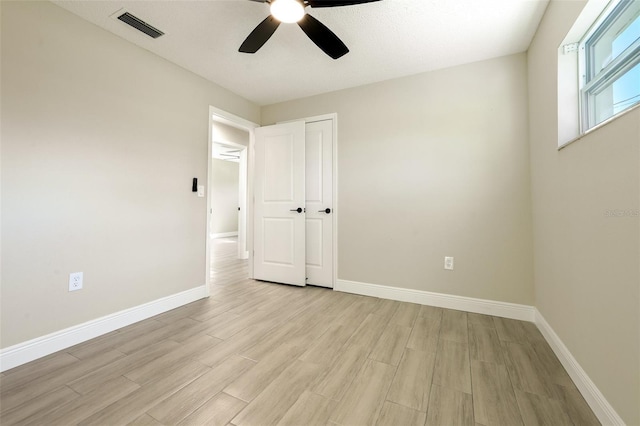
[117,12,164,39]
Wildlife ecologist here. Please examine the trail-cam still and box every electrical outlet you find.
[444,257,454,271]
[69,272,83,291]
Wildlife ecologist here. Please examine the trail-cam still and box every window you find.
[579,0,640,132]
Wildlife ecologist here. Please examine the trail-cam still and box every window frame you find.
[578,0,640,133]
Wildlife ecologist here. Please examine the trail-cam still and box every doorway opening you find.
[206,106,258,293]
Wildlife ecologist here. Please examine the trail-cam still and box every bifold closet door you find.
[305,120,333,288]
[253,121,306,286]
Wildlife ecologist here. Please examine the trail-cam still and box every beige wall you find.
[212,121,250,147]
[0,1,259,348]
[263,53,534,305]
[211,159,239,234]
[528,1,640,424]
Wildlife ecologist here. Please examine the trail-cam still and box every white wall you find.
[528,1,639,424]
[210,159,239,234]
[262,53,534,305]
[0,1,260,348]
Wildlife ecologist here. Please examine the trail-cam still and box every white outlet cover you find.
[69,272,83,291]
[444,257,454,270]
[197,185,205,198]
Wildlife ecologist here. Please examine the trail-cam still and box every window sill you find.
[558,102,640,151]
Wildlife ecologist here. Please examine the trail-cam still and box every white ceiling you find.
[53,0,549,106]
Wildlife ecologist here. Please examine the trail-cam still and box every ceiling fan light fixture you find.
[270,0,305,23]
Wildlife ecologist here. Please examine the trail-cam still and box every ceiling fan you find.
[240,0,381,59]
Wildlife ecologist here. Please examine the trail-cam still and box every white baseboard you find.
[0,285,208,372]
[211,232,238,239]
[534,309,624,425]
[335,279,535,321]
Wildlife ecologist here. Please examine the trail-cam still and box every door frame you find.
[277,113,338,289]
[206,106,258,295]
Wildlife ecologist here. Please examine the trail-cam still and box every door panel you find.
[305,120,333,288]
[305,135,323,203]
[305,219,323,267]
[264,138,294,201]
[254,122,306,286]
[263,218,295,265]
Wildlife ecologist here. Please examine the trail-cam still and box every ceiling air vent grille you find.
[117,12,164,39]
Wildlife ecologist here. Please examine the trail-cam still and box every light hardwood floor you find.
[0,237,600,425]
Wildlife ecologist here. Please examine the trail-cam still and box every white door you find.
[253,121,306,286]
[305,120,333,288]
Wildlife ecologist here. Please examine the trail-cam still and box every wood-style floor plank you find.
[377,401,426,426]
[276,390,336,426]
[299,323,359,366]
[494,317,530,343]
[0,352,78,392]
[45,376,140,425]
[369,323,412,366]
[79,361,209,426]
[223,344,304,403]
[2,349,123,411]
[469,322,504,364]
[124,334,221,386]
[68,320,165,360]
[389,302,420,327]
[312,344,369,401]
[515,390,573,426]
[554,385,601,426]
[346,313,390,352]
[425,385,474,426]
[147,354,255,424]
[177,392,246,426]
[418,304,443,319]
[387,348,435,412]
[406,315,441,353]
[0,385,79,425]
[467,312,496,329]
[330,359,396,426]
[440,309,468,343]
[503,341,560,399]
[68,340,179,395]
[471,360,523,426]
[128,413,163,426]
[231,360,323,426]
[432,339,472,394]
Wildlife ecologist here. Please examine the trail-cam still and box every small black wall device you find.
[192,178,198,192]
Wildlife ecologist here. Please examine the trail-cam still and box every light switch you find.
[197,185,205,198]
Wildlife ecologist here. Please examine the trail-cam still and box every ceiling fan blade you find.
[307,0,380,7]
[297,14,348,59]
[239,16,281,53]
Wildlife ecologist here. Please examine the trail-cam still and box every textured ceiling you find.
[52,0,549,106]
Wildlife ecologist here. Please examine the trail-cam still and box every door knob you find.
[290,207,303,213]
[318,208,331,214]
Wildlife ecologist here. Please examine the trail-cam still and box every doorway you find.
[206,106,258,293]
[210,139,247,252]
